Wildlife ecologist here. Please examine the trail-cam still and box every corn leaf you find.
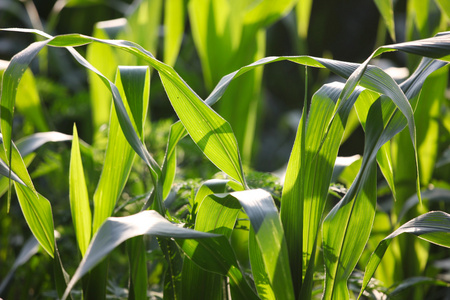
[126,237,148,300]
[281,81,354,297]
[93,66,150,232]
[181,179,234,300]
[0,235,39,294]
[232,189,294,300]
[164,0,185,66]
[374,0,396,41]
[160,73,246,187]
[16,132,73,156]
[10,67,48,132]
[14,182,55,257]
[69,124,92,256]
[161,121,186,200]
[358,211,450,299]
[248,227,275,300]
[183,191,248,299]
[86,19,125,133]
[322,99,385,299]
[62,210,219,300]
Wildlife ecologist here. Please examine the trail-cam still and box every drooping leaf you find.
[358,211,450,299]
[92,66,150,232]
[160,73,246,187]
[62,210,219,300]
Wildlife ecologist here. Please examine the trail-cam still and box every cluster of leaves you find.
[1,0,450,300]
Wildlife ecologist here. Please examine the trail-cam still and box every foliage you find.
[1,0,450,300]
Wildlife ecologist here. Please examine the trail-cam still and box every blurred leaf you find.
[0,235,39,294]
[374,0,396,41]
[415,65,448,184]
[87,19,125,134]
[127,237,148,300]
[69,124,92,256]
[16,132,73,156]
[14,68,48,132]
[244,0,297,28]
[358,211,450,299]
[296,0,313,40]
[398,188,450,222]
[164,0,185,66]
[435,0,450,20]
[387,276,450,297]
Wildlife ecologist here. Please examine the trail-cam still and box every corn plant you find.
[1,16,450,300]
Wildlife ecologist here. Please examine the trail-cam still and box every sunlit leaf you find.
[62,210,219,300]
[92,66,150,232]
[69,124,92,256]
[358,211,450,299]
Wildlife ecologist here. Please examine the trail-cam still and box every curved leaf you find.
[358,211,450,299]
[62,210,219,300]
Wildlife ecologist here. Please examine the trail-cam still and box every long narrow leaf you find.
[69,124,92,256]
[62,210,219,300]
[358,211,450,299]
[93,66,150,232]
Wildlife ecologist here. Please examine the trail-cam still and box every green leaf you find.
[358,211,450,299]
[8,67,48,132]
[183,190,243,300]
[87,19,125,133]
[387,276,450,297]
[322,98,387,299]
[164,0,185,66]
[62,210,219,300]
[178,234,259,300]
[16,132,73,156]
[127,237,148,300]
[14,182,55,257]
[1,39,48,162]
[161,121,186,200]
[296,0,313,40]
[0,235,39,294]
[69,124,92,256]
[182,180,244,299]
[232,189,294,300]
[435,0,450,20]
[248,227,275,300]
[374,0,396,41]
[281,81,362,298]
[244,0,297,28]
[93,66,150,232]
[160,73,246,187]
